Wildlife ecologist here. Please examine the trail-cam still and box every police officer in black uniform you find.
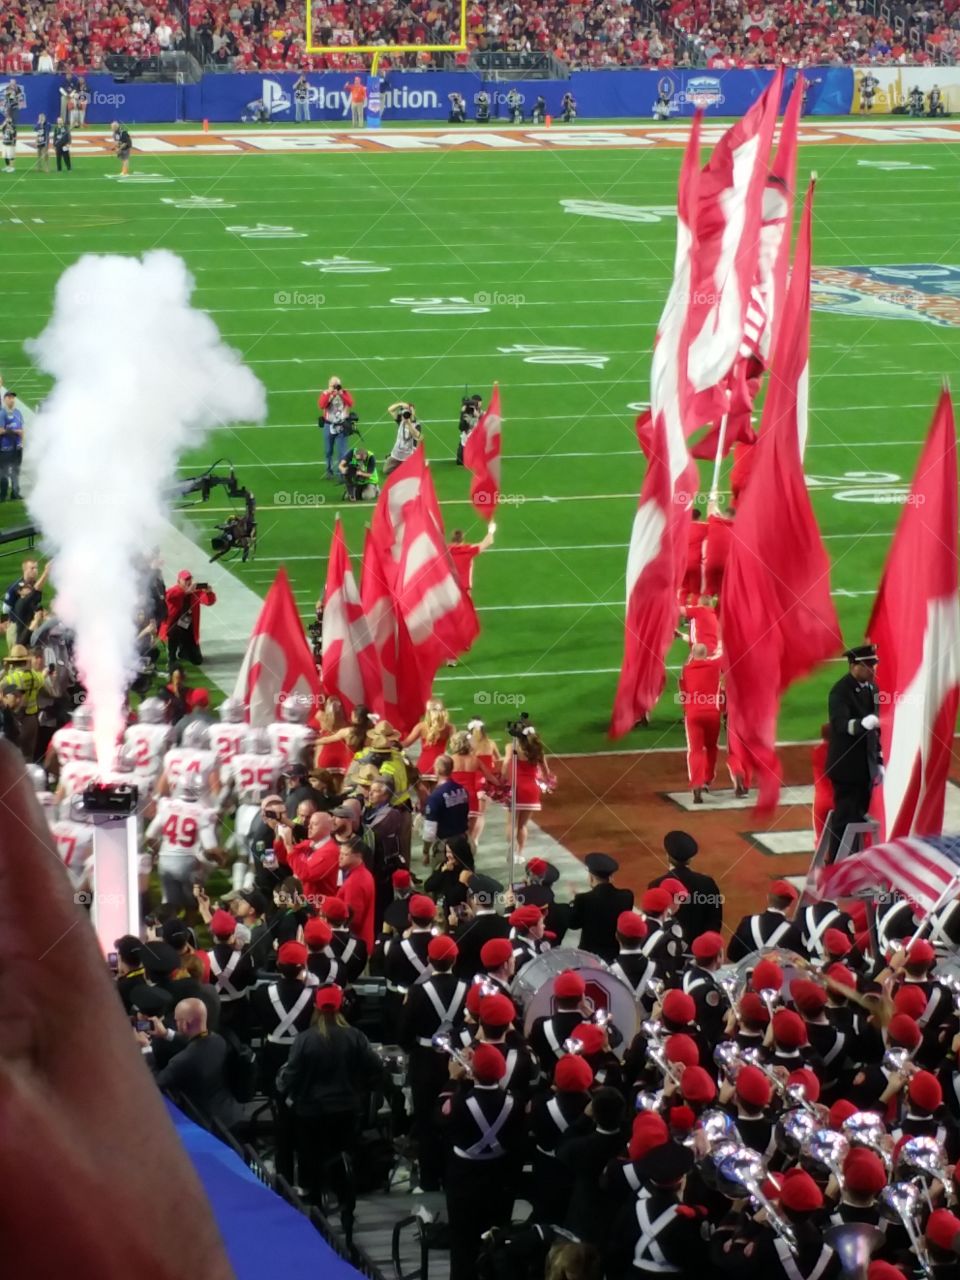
[568,853,634,962]
[826,643,882,857]
[648,830,722,938]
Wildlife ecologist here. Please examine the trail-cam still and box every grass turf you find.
[0,129,957,755]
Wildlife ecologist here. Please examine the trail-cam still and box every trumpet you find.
[802,1128,850,1191]
[896,1134,952,1188]
[739,1046,791,1099]
[882,1047,917,1080]
[775,1106,818,1159]
[713,1041,743,1083]
[641,1018,683,1088]
[879,1180,935,1279]
[842,1111,891,1172]
[431,1029,474,1077]
[757,985,781,1019]
[717,1146,799,1254]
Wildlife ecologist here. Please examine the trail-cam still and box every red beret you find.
[824,927,852,957]
[392,869,412,889]
[887,1013,922,1050]
[617,911,648,939]
[909,1070,943,1113]
[691,931,724,960]
[736,1064,773,1109]
[509,905,543,929]
[829,1099,859,1128]
[641,888,672,915]
[751,959,784,992]
[868,1264,908,1280]
[472,1043,506,1085]
[826,962,857,990]
[926,1208,960,1253]
[893,985,928,1019]
[526,857,548,878]
[479,994,516,1027]
[668,1104,696,1133]
[664,1034,699,1068]
[315,985,343,1011]
[739,992,770,1025]
[554,969,585,1000]
[321,895,349,922]
[843,1149,887,1197]
[779,1168,823,1213]
[791,980,828,1017]
[907,939,936,967]
[277,940,308,967]
[787,1067,821,1104]
[428,935,458,964]
[304,917,333,948]
[465,983,483,1017]
[187,688,210,710]
[480,938,514,968]
[680,1065,716,1105]
[660,877,688,902]
[570,1022,605,1056]
[210,909,237,939]
[409,894,437,923]
[772,1009,807,1048]
[770,879,798,901]
[662,989,696,1026]
[554,1054,594,1093]
[628,1112,669,1162]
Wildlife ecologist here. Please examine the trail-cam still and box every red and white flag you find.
[232,566,321,726]
[463,383,502,520]
[720,181,842,810]
[610,115,703,737]
[868,388,960,840]
[686,67,783,432]
[368,448,429,590]
[359,526,407,727]
[321,517,382,718]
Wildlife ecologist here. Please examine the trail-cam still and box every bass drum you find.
[510,947,640,1054]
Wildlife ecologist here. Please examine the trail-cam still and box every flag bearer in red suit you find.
[730,438,757,509]
[159,569,217,673]
[678,594,720,655]
[681,508,707,597]
[726,726,752,799]
[704,500,734,597]
[679,643,723,804]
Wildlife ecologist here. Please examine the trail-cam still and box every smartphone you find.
[107,950,119,974]
[133,1017,152,1033]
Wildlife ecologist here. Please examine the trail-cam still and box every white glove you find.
[861,714,880,731]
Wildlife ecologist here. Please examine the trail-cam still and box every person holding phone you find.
[159,570,217,672]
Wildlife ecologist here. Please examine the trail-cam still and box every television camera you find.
[170,462,258,563]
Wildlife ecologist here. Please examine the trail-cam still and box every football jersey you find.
[162,747,220,802]
[266,721,317,766]
[58,759,101,802]
[147,797,219,859]
[123,722,173,776]
[209,722,248,766]
[50,725,95,764]
[50,819,95,885]
[224,752,284,805]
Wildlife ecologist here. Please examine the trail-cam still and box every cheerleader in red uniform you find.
[449,729,499,849]
[403,699,453,792]
[502,724,548,855]
[314,700,372,789]
[468,717,502,848]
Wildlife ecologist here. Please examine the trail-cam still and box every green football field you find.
[0,125,958,755]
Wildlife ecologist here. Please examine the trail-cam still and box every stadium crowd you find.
[1,0,959,72]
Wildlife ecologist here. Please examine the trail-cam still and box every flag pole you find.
[904,873,960,949]
[708,413,729,502]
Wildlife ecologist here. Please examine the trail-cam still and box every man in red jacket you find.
[285,811,339,905]
[679,643,723,804]
[159,570,216,672]
[336,836,375,952]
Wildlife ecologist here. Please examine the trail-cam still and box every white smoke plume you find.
[25,251,267,767]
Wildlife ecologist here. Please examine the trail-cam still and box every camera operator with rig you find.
[457,393,483,466]
[318,375,356,480]
[338,445,380,501]
[449,92,466,123]
[384,401,422,476]
[159,570,217,673]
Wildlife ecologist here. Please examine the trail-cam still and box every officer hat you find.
[664,830,698,862]
[634,1140,694,1185]
[585,852,619,878]
[844,643,878,665]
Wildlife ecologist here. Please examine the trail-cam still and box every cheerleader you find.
[449,730,499,849]
[468,718,502,848]
[502,724,549,854]
[314,699,370,789]
[403,698,453,792]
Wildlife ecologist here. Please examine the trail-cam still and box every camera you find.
[506,712,530,739]
[342,410,360,438]
[331,380,342,390]
[400,408,412,420]
[192,581,210,592]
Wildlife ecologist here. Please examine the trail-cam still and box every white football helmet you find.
[71,704,94,733]
[113,743,137,774]
[174,775,203,802]
[25,763,47,793]
[138,697,167,725]
[243,728,270,755]
[182,721,211,751]
[279,695,310,725]
[220,698,246,724]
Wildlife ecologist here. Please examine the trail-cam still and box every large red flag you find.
[321,517,382,718]
[368,447,429,590]
[868,388,960,840]
[610,115,702,737]
[686,67,783,431]
[720,181,842,810]
[359,526,406,727]
[463,383,502,520]
[232,566,321,726]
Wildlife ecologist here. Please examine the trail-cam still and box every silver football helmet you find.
[138,697,167,726]
[219,698,246,724]
[182,721,211,751]
[279,695,310,725]
[71,703,94,733]
[174,774,203,802]
[243,728,270,755]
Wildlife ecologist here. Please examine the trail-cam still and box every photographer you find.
[457,393,483,466]
[159,570,217,672]
[531,95,546,125]
[384,401,422,477]
[318,375,356,480]
[506,88,523,124]
[448,91,466,124]
[475,90,490,123]
[338,445,380,501]
[929,84,946,117]
[561,91,576,123]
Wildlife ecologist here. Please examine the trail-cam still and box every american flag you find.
[817,835,960,914]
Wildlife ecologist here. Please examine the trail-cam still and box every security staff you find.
[568,853,634,962]
[826,643,882,856]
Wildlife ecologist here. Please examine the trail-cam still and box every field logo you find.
[561,200,676,223]
[811,264,960,328]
